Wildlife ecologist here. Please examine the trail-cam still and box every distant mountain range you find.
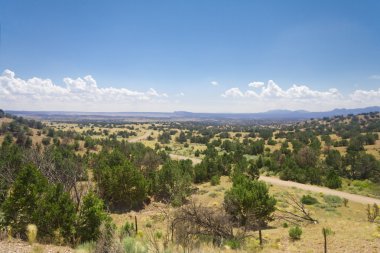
[172,106,380,120]
[6,106,380,121]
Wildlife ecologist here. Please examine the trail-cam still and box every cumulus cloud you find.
[222,80,342,100]
[221,80,379,111]
[0,69,169,111]
[221,88,244,98]
[210,81,219,86]
[350,88,380,101]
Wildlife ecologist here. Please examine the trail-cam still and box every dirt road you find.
[259,176,380,205]
[170,154,380,205]
[128,131,152,143]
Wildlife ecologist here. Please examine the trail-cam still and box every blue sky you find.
[0,0,380,112]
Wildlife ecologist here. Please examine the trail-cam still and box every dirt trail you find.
[128,130,152,143]
[260,176,380,205]
[170,154,380,205]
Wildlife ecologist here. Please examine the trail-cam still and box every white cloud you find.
[0,69,169,111]
[1,69,379,113]
[350,88,380,101]
[369,75,380,80]
[210,81,219,86]
[221,88,244,98]
[221,80,379,112]
[222,80,342,100]
[248,81,264,88]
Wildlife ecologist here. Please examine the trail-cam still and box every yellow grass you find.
[108,176,380,252]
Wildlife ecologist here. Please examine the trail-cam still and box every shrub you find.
[120,221,136,238]
[224,176,276,245]
[26,224,37,245]
[77,191,108,243]
[324,170,342,189]
[367,203,379,222]
[153,160,192,207]
[41,137,51,146]
[123,237,148,253]
[1,164,48,238]
[289,226,302,240]
[301,195,318,205]
[33,184,77,243]
[323,195,342,207]
[2,164,77,243]
[224,239,241,249]
[210,175,221,186]
[95,221,123,253]
[75,241,96,253]
[94,151,148,210]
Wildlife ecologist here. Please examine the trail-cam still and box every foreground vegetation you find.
[0,109,379,252]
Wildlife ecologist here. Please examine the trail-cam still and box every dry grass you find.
[107,176,380,253]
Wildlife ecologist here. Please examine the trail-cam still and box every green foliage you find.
[1,165,76,243]
[325,150,342,171]
[120,221,136,238]
[323,195,342,207]
[247,160,260,180]
[153,160,192,206]
[94,150,147,211]
[301,195,318,205]
[84,137,96,150]
[288,226,302,240]
[256,155,264,169]
[42,137,51,146]
[344,152,380,182]
[324,170,342,189]
[194,153,231,183]
[75,241,96,253]
[158,132,171,144]
[123,237,148,253]
[224,175,276,227]
[224,238,241,249]
[347,136,365,153]
[0,143,23,203]
[1,164,48,237]
[267,138,277,146]
[176,131,187,143]
[322,227,333,236]
[77,191,108,243]
[33,183,77,242]
[95,220,122,253]
[210,175,220,186]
